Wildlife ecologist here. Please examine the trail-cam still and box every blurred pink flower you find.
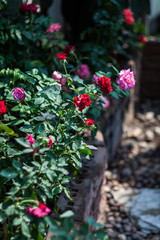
[92,74,99,85]
[96,96,110,109]
[47,137,53,148]
[77,64,90,79]
[20,3,38,14]
[26,202,51,218]
[139,35,147,44]
[64,45,75,54]
[117,69,135,90]
[122,8,135,25]
[46,23,62,34]
[60,77,67,86]
[12,88,26,102]
[52,71,62,80]
[26,133,35,147]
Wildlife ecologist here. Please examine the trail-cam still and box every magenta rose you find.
[77,64,90,79]
[117,69,135,90]
[12,88,26,102]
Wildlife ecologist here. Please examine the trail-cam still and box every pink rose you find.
[122,8,135,25]
[77,64,90,79]
[52,71,62,80]
[60,77,67,86]
[12,88,26,102]
[96,96,110,109]
[117,69,135,90]
[26,202,51,218]
[26,133,35,147]
[47,137,53,148]
[139,35,147,44]
[46,23,62,34]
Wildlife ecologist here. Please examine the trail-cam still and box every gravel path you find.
[104,99,160,240]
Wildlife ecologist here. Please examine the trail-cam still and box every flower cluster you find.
[85,119,94,126]
[26,202,51,218]
[0,101,7,117]
[46,23,62,34]
[56,53,67,62]
[12,88,26,102]
[74,94,92,112]
[117,69,135,90]
[98,76,113,94]
[20,3,38,14]
[122,9,135,25]
[77,64,90,79]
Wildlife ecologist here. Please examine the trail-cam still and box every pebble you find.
[103,99,160,240]
[118,234,127,240]
[154,126,160,136]
[145,111,155,121]
[145,130,154,141]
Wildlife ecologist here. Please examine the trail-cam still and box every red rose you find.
[20,3,38,14]
[0,101,7,117]
[85,119,94,126]
[56,53,67,62]
[98,76,112,94]
[74,94,92,112]
[139,35,147,44]
[28,4,38,14]
[64,45,75,54]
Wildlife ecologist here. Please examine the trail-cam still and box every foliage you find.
[0,1,66,75]
[64,0,147,73]
[0,57,129,238]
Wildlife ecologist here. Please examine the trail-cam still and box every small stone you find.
[145,130,154,141]
[117,234,127,240]
[154,126,160,136]
[121,167,132,177]
[124,225,132,232]
[136,113,145,121]
[138,157,148,165]
[145,111,155,121]
[138,141,148,148]
[132,233,141,239]
[115,223,122,230]
[105,170,112,180]
[152,236,160,240]
[107,216,115,223]
[128,127,142,138]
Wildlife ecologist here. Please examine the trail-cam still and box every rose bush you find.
[0,55,134,238]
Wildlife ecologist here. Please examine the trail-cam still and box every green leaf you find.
[80,148,92,155]
[5,205,15,216]
[0,124,18,137]
[91,108,101,118]
[0,168,18,179]
[60,210,74,218]
[15,138,30,148]
[13,217,22,226]
[0,211,6,223]
[112,65,119,76]
[52,184,63,195]
[34,97,45,105]
[34,123,45,133]
[15,29,22,41]
[21,221,31,238]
